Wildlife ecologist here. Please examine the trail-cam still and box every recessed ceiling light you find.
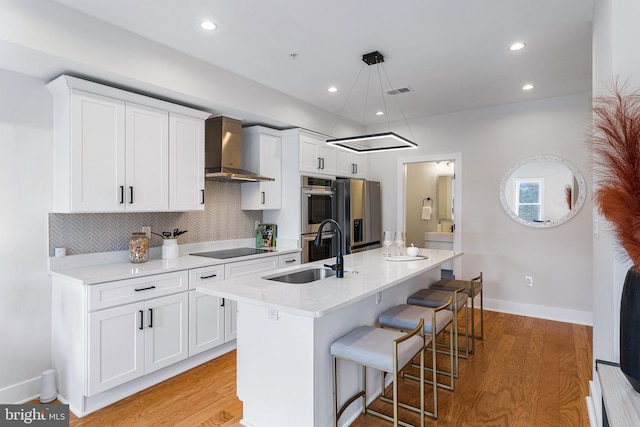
[328,86,338,93]
[509,42,526,51]
[522,84,534,91]
[376,111,384,116]
[200,21,217,31]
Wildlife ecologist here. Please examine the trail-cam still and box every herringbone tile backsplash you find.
[49,181,262,256]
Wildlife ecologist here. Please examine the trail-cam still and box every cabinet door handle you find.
[220,297,225,307]
[200,273,217,280]
[260,191,265,205]
[134,285,156,292]
[355,164,358,174]
[139,310,144,330]
[148,308,153,328]
[129,186,134,204]
[317,157,322,169]
[201,189,205,204]
[285,259,296,264]
[321,158,325,169]
[119,186,124,204]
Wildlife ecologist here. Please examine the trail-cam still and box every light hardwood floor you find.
[46,309,591,426]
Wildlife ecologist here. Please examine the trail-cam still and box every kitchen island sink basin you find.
[263,266,337,284]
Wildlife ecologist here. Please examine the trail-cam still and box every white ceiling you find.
[50,0,594,126]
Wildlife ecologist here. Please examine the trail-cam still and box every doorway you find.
[396,153,462,277]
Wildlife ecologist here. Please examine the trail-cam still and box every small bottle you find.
[129,232,149,263]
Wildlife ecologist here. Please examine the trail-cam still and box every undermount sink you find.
[263,266,337,284]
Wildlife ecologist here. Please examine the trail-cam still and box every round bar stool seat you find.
[331,322,427,427]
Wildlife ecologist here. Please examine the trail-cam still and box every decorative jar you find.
[129,232,149,263]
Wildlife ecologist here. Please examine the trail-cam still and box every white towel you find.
[421,206,432,220]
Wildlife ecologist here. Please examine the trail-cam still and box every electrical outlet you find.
[267,307,279,320]
[525,276,533,287]
[142,226,151,240]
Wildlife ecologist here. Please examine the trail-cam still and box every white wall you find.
[367,92,593,324]
[0,70,53,402]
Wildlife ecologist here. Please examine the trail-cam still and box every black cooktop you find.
[190,247,270,259]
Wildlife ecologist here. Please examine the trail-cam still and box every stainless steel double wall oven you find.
[300,176,336,263]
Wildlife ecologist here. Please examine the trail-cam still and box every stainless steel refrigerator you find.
[333,178,382,253]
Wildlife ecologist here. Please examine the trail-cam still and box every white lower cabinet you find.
[52,251,300,417]
[188,265,225,356]
[87,285,188,396]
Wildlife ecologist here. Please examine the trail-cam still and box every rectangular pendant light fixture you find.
[326,51,419,153]
[326,132,418,153]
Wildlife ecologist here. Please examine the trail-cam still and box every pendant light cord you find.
[329,63,366,137]
[380,63,416,142]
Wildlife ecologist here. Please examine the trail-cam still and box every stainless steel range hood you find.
[205,116,274,182]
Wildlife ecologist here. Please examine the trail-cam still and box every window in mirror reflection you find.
[515,179,542,221]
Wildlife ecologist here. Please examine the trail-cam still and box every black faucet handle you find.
[324,264,337,271]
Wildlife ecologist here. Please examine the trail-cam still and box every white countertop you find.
[49,242,300,285]
[196,247,460,318]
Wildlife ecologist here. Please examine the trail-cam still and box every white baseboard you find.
[484,297,593,326]
[0,375,41,404]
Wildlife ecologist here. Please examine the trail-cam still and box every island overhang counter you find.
[196,247,461,427]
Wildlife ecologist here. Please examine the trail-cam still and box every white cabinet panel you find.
[298,131,335,176]
[69,91,126,212]
[88,302,145,395]
[144,292,188,373]
[169,113,205,211]
[336,149,367,178]
[188,265,225,356]
[189,291,225,356]
[125,103,168,211]
[241,127,282,210]
[88,291,188,395]
[224,299,238,342]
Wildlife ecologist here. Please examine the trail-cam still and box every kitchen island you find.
[196,247,461,427]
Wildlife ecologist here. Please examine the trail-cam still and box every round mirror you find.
[499,155,586,228]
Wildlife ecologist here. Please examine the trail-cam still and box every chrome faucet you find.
[314,218,344,278]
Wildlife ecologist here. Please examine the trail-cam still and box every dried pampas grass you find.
[592,82,640,267]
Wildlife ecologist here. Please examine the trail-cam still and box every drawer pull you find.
[148,308,153,328]
[220,298,225,307]
[134,285,156,292]
[200,274,218,280]
[285,259,296,263]
[139,310,144,330]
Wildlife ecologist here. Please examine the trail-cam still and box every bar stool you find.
[331,319,427,427]
[378,298,455,394]
[407,287,469,377]
[429,272,484,353]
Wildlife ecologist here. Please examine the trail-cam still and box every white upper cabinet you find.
[66,91,126,212]
[298,131,336,176]
[125,103,169,211]
[169,113,205,211]
[241,126,282,210]
[336,149,367,178]
[47,75,209,213]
